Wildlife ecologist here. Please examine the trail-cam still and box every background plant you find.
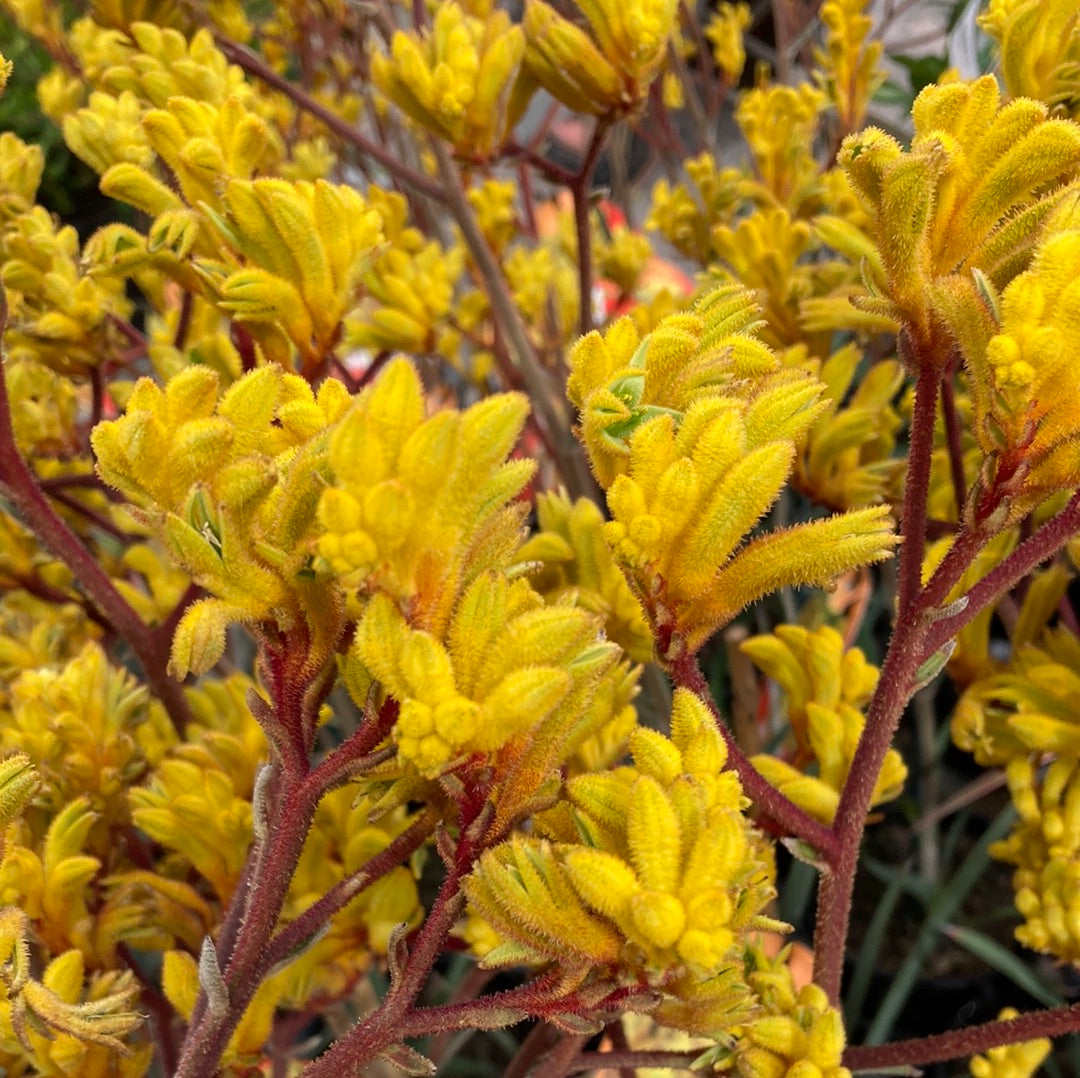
[0,0,1079,1076]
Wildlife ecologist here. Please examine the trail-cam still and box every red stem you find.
[667,652,838,860]
[812,355,941,1003]
[843,1004,1080,1071]
[923,489,1080,657]
[298,859,470,1075]
[896,358,940,623]
[254,806,437,981]
[940,366,967,514]
[173,772,324,1078]
[573,117,612,336]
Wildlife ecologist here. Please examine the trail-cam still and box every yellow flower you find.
[980,0,1080,116]
[839,77,1080,363]
[705,3,751,84]
[517,489,654,662]
[317,357,533,635]
[958,229,1080,519]
[373,0,528,157]
[523,0,677,115]
[736,77,826,209]
[466,690,776,1035]
[569,286,897,654]
[814,0,885,136]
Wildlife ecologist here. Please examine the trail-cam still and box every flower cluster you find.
[743,625,906,824]
[465,690,778,1030]
[568,285,896,655]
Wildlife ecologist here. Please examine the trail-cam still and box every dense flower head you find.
[956,227,1080,520]
[569,286,896,655]
[93,362,353,676]
[839,77,1080,359]
[522,0,678,116]
[705,3,751,84]
[979,0,1080,116]
[465,689,780,1032]
[0,643,157,837]
[316,357,534,634]
[372,0,527,158]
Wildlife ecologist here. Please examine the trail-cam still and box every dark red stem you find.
[812,357,941,1003]
[844,1004,1080,1071]
[572,117,611,336]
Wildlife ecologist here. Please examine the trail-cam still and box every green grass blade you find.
[863,804,1016,1045]
[844,858,911,1027]
[942,923,1063,1009]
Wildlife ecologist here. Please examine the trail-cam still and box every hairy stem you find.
[254,807,438,981]
[843,1004,1080,1071]
[923,489,1080,657]
[299,855,469,1074]
[896,357,940,623]
[812,355,942,1003]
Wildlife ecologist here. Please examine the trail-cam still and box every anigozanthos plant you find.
[979,0,1080,117]
[516,489,654,663]
[951,227,1080,525]
[813,0,884,138]
[465,689,781,1032]
[372,0,528,159]
[952,619,1080,965]
[345,189,464,356]
[522,0,678,115]
[92,363,353,678]
[568,284,896,656]
[735,76,826,210]
[838,76,1080,365]
[0,909,149,1077]
[0,134,132,375]
[6,0,1080,1071]
[793,343,905,509]
[647,153,746,267]
[704,2,751,86]
[315,357,532,627]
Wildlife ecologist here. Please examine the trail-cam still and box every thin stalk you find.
[173,771,325,1078]
[923,490,1080,657]
[843,1004,1080,1071]
[573,117,612,336]
[940,369,967,514]
[896,361,940,623]
[255,807,438,980]
[427,136,598,502]
[298,861,469,1074]
[215,39,446,202]
[812,357,942,1003]
[173,657,379,1076]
